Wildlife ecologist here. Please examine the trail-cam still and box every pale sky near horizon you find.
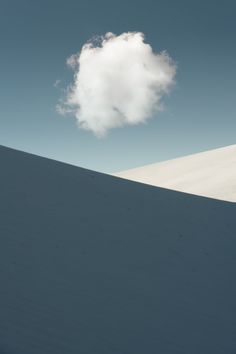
[1,0,235,172]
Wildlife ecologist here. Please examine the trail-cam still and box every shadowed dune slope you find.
[0,145,236,354]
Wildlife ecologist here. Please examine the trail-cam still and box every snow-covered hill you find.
[115,145,236,202]
[0,145,236,354]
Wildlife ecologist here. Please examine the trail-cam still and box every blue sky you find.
[1,0,235,172]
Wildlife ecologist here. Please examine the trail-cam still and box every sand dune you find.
[115,145,236,202]
[0,145,236,354]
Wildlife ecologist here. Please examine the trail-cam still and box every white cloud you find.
[53,79,61,88]
[58,32,176,137]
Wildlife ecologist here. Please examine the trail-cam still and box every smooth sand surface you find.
[0,145,236,354]
[115,145,236,202]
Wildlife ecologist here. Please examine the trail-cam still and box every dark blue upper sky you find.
[1,0,235,172]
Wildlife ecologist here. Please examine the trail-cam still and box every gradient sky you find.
[1,0,235,173]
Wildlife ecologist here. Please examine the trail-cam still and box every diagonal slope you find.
[114,144,236,202]
[0,145,236,354]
